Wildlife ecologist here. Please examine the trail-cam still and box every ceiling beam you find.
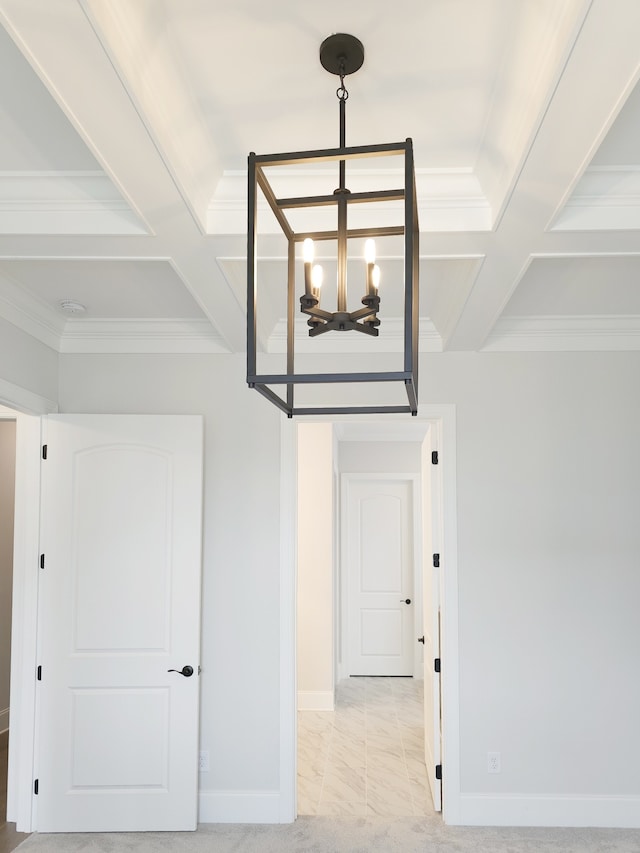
[0,0,246,352]
[443,0,640,351]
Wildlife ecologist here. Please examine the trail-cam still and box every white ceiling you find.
[0,0,639,357]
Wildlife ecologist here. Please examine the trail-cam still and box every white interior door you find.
[421,431,442,811]
[36,415,203,832]
[345,477,414,676]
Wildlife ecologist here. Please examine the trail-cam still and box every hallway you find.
[297,677,433,817]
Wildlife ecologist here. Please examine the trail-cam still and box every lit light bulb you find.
[372,264,381,290]
[303,238,315,264]
[311,264,323,291]
[366,240,379,296]
[303,239,315,296]
[364,238,376,264]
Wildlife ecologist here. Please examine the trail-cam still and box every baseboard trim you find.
[199,789,283,824]
[0,707,8,735]
[297,691,334,711]
[458,793,640,828]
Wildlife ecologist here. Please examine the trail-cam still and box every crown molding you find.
[551,166,640,231]
[59,318,230,354]
[483,315,640,351]
[0,377,57,415]
[0,171,147,235]
[0,273,63,350]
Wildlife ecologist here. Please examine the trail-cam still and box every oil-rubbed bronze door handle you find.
[168,665,194,677]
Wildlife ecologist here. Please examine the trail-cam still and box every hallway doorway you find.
[294,414,453,819]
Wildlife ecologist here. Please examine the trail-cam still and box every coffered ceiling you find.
[0,0,639,356]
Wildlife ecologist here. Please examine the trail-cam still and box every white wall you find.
[56,348,640,826]
[425,351,640,825]
[339,440,421,474]
[296,423,334,710]
[0,418,16,733]
[0,317,57,408]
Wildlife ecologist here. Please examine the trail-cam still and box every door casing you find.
[1,383,56,832]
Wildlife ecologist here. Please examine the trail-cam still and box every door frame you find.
[338,473,422,681]
[280,405,460,824]
[5,397,207,832]
[1,380,57,833]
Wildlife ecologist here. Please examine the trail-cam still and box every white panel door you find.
[36,415,203,832]
[421,431,442,811]
[346,478,414,676]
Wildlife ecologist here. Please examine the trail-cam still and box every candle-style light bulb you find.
[303,238,315,296]
[311,264,323,299]
[365,239,377,296]
[372,264,381,291]
[364,238,376,264]
[303,238,315,264]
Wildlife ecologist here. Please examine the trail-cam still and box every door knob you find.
[168,665,194,677]
[418,636,425,644]
[400,598,411,605]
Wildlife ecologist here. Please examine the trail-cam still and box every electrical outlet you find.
[487,751,501,773]
[199,750,210,772]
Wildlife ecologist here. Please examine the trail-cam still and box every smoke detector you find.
[58,300,87,315]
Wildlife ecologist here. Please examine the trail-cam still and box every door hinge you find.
[37,665,42,681]
[40,554,45,570]
[434,658,441,673]
[435,764,442,781]
[431,450,438,465]
[433,553,440,568]
[34,779,39,795]
[42,444,47,460]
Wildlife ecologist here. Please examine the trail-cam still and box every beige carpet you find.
[12,818,640,853]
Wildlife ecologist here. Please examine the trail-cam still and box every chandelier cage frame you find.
[246,34,419,417]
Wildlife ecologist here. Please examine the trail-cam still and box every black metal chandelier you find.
[247,33,419,416]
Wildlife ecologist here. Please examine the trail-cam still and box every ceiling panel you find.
[0,24,99,170]
[0,259,206,319]
[590,77,640,167]
[503,256,640,316]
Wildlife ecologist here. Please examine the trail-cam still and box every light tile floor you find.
[297,677,435,817]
